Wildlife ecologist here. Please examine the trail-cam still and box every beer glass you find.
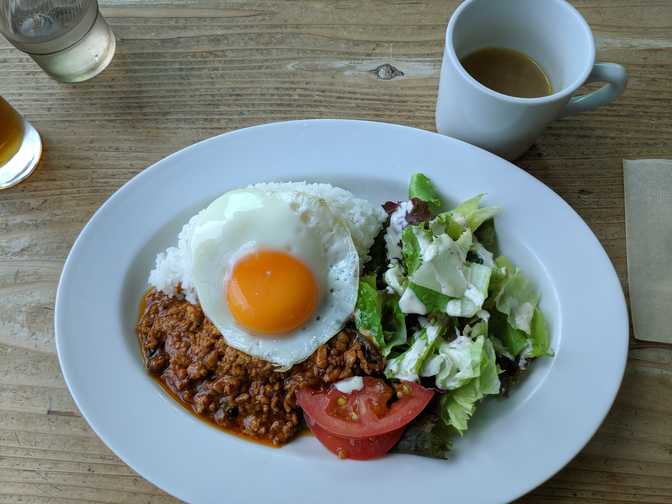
[0,97,42,189]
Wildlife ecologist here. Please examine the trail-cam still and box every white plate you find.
[55,120,628,504]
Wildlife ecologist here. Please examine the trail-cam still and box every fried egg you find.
[189,188,359,367]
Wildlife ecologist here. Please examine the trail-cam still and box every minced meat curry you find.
[136,289,384,446]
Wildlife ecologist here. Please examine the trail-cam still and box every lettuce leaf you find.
[432,212,465,241]
[440,393,473,435]
[474,218,499,256]
[438,337,500,434]
[432,336,484,390]
[490,298,551,363]
[435,194,500,239]
[401,226,422,276]
[382,293,408,354]
[478,337,501,395]
[421,321,489,386]
[409,173,443,214]
[490,310,529,358]
[410,233,468,298]
[384,262,407,296]
[468,319,489,339]
[354,275,407,356]
[527,308,551,358]
[489,256,516,296]
[385,324,442,381]
[408,282,450,312]
[444,263,492,318]
[456,228,473,256]
[470,240,495,268]
[491,256,539,334]
[452,194,500,233]
[354,274,385,349]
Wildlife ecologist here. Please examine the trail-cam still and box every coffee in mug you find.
[460,47,552,99]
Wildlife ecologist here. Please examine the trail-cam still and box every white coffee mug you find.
[435,0,627,160]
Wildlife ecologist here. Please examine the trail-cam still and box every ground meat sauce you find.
[136,289,384,446]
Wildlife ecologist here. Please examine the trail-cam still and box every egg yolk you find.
[226,250,319,335]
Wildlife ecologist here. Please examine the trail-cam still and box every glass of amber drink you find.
[0,97,42,189]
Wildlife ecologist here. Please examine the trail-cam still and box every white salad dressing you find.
[333,376,364,394]
[415,227,436,261]
[472,240,495,267]
[385,200,413,262]
[452,212,467,226]
[399,287,428,314]
[384,263,406,295]
[463,283,486,307]
[385,324,441,382]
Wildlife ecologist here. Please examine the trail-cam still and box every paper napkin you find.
[623,159,672,343]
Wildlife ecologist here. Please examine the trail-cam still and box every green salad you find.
[354,173,552,458]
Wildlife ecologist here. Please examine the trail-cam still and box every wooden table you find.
[1,1,671,502]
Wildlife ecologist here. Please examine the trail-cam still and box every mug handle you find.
[562,63,628,116]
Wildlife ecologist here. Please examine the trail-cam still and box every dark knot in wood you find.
[371,63,404,80]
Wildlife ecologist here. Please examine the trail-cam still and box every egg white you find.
[189,189,359,367]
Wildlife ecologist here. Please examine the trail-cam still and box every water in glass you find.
[0,0,115,82]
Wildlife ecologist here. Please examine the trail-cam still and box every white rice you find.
[251,181,386,260]
[148,182,387,303]
[148,210,206,304]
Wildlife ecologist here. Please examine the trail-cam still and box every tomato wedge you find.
[296,377,434,439]
[304,412,404,460]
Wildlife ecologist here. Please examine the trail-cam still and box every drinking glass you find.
[0,0,116,83]
[0,97,42,189]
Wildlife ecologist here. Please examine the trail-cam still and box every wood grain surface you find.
[1,0,671,502]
